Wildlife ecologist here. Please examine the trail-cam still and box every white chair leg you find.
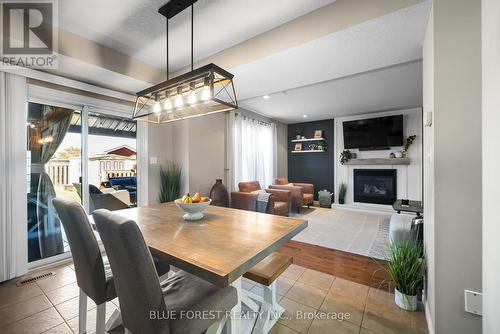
[105,308,122,331]
[96,303,106,334]
[78,289,87,334]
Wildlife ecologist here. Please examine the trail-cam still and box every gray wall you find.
[423,1,482,333]
[482,0,500,333]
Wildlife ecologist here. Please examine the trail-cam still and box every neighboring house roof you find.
[104,145,136,157]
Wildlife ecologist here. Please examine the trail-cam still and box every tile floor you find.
[0,263,428,334]
[291,207,392,259]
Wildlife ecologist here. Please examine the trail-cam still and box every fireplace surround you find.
[353,169,397,205]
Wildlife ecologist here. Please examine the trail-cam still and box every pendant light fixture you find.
[132,0,238,123]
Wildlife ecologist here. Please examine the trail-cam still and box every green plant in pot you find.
[159,161,182,203]
[338,183,347,204]
[340,149,352,164]
[294,128,303,140]
[387,239,425,311]
[317,140,328,151]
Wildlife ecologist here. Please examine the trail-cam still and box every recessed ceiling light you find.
[303,115,308,118]
[263,95,270,99]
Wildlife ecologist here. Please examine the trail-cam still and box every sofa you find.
[269,178,314,213]
[231,181,291,216]
[73,183,130,213]
[109,176,137,202]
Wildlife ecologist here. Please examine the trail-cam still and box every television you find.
[343,115,404,150]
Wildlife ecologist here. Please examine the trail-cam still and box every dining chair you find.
[92,208,238,334]
[52,198,171,334]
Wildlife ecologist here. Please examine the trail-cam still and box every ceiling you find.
[55,0,430,123]
[240,61,423,124]
[58,0,336,71]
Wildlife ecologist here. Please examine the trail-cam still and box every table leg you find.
[225,277,242,334]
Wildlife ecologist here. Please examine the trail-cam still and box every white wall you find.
[334,108,422,210]
[424,1,482,333]
[482,0,500,333]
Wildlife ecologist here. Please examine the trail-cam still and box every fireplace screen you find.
[353,169,397,205]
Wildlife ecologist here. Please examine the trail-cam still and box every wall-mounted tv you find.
[343,115,404,150]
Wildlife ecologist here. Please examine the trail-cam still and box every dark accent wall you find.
[288,120,334,199]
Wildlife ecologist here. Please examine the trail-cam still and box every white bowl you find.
[174,199,212,221]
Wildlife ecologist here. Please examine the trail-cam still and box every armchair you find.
[231,181,291,216]
[269,178,314,213]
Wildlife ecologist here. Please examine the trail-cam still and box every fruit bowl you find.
[174,199,212,221]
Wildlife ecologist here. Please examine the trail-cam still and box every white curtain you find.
[233,113,276,190]
[0,72,28,281]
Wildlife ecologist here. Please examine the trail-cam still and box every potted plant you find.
[338,183,347,204]
[402,135,416,158]
[387,239,425,311]
[294,128,303,140]
[340,149,352,164]
[317,140,328,151]
[159,162,182,203]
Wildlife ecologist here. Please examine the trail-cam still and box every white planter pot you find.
[395,289,417,311]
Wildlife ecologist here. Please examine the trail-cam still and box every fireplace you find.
[353,169,397,205]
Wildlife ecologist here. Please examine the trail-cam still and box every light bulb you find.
[163,98,173,111]
[175,94,184,108]
[201,86,211,101]
[153,100,161,113]
[188,90,197,105]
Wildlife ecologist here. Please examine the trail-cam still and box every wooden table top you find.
[114,203,308,287]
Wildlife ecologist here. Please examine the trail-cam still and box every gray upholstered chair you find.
[93,209,238,334]
[52,198,170,334]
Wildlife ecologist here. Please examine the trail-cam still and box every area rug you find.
[291,207,391,260]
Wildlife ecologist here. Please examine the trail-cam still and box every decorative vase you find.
[209,179,229,207]
[395,289,417,311]
[296,135,301,139]
[395,151,403,158]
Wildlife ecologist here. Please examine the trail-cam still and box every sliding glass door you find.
[27,102,82,262]
[27,102,138,263]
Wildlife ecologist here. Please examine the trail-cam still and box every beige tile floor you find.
[0,263,428,334]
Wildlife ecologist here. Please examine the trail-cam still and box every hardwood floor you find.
[277,240,393,291]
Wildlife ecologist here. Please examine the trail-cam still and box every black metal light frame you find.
[132,0,238,124]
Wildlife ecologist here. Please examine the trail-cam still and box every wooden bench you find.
[242,252,293,334]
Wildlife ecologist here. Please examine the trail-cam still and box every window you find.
[232,113,276,189]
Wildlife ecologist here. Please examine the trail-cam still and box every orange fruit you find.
[192,192,201,203]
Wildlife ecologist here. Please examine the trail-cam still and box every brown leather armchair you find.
[269,178,314,213]
[231,181,291,216]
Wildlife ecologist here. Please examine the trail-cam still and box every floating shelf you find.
[292,150,325,153]
[343,158,410,165]
[291,138,325,142]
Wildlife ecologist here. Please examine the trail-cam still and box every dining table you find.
[114,202,308,333]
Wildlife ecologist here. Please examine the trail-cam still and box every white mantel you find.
[333,108,422,212]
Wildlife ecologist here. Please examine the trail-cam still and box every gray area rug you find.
[368,217,391,260]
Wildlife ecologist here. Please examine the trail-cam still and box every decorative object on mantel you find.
[402,135,417,158]
[209,179,229,207]
[387,239,425,311]
[314,130,323,138]
[338,183,347,204]
[344,158,410,165]
[294,128,303,140]
[340,149,353,164]
[132,0,237,124]
[294,143,302,151]
[395,151,403,158]
[389,152,396,158]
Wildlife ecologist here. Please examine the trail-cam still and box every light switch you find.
[464,290,482,316]
[149,156,158,164]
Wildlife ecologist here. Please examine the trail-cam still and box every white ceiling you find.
[240,61,423,124]
[58,0,336,71]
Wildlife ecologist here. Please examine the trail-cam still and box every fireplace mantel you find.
[344,158,410,165]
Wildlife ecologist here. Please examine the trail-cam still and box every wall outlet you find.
[464,290,482,316]
[423,111,433,127]
[149,156,158,164]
